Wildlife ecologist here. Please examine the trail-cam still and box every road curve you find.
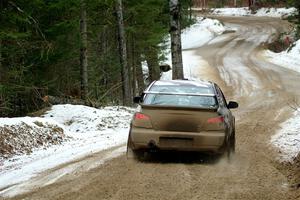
[5,17,300,200]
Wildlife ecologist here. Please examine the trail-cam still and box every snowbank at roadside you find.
[43,105,133,133]
[0,104,135,192]
[271,109,300,162]
[161,17,226,80]
[181,17,225,49]
[210,7,297,18]
[265,40,300,162]
[264,40,300,73]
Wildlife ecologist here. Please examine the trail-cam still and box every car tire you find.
[126,135,134,159]
[126,136,145,160]
[127,148,145,160]
[230,130,236,153]
[225,131,236,162]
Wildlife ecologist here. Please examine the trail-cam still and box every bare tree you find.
[202,0,206,10]
[80,0,88,100]
[248,0,256,9]
[169,0,184,80]
[116,0,132,106]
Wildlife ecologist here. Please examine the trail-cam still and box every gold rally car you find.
[127,79,238,159]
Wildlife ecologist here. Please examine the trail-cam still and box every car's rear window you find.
[143,84,217,108]
[149,84,213,94]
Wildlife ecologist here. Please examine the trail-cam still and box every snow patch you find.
[182,17,225,49]
[264,40,300,73]
[271,109,300,162]
[210,7,297,18]
[161,17,225,80]
[0,105,135,194]
[43,105,134,133]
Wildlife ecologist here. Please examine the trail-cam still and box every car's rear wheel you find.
[230,130,236,153]
[126,136,145,160]
[127,148,145,160]
[226,131,235,161]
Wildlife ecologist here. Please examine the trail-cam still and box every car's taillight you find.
[134,113,150,120]
[207,116,224,124]
[133,112,152,128]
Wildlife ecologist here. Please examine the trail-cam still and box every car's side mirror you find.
[160,64,171,72]
[227,101,238,109]
[133,96,142,104]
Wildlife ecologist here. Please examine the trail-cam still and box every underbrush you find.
[267,31,296,52]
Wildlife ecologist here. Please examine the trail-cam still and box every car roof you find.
[144,79,216,96]
[151,79,214,88]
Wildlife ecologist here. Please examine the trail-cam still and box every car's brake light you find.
[207,116,224,124]
[135,113,150,120]
[133,112,152,128]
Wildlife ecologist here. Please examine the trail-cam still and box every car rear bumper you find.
[130,127,226,152]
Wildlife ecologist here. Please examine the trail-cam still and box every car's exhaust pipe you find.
[148,140,158,152]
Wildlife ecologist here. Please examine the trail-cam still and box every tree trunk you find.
[233,0,237,7]
[136,56,145,94]
[249,0,256,9]
[128,33,136,96]
[80,0,88,100]
[0,39,2,81]
[145,47,160,82]
[297,2,300,38]
[116,0,132,106]
[188,0,192,20]
[169,0,184,80]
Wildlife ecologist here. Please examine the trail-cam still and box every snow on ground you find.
[160,17,226,80]
[271,109,300,162]
[0,105,135,193]
[209,7,297,18]
[264,39,300,73]
[181,17,225,49]
[263,34,300,163]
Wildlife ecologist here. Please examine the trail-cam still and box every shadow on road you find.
[136,151,224,165]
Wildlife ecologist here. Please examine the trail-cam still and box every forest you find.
[0,0,299,117]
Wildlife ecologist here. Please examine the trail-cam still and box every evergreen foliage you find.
[0,0,192,116]
[1,0,294,116]
[288,0,300,38]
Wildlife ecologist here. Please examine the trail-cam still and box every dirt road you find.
[4,17,300,200]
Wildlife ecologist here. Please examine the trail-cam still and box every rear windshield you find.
[143,84,217,108]
[149,84,213,94]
